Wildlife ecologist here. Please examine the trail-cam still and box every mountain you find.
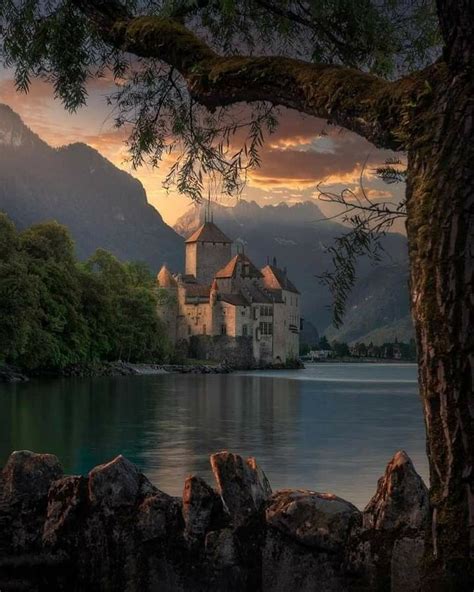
[174,201,413,340]
[0,104,183,270]
[324,264,413,345]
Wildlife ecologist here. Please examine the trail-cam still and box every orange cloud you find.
[0,73,405,226]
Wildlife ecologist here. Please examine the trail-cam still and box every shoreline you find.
[0,358,417,384]
[0,359,305,384]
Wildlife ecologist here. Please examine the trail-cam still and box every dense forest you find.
[0,214,172,371]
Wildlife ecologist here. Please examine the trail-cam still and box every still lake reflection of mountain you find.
[0,363,427,509]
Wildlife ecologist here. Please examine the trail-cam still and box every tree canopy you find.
[0,214,172,370]
[0,1,442,200]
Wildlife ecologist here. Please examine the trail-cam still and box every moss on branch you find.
[76,0,431,151]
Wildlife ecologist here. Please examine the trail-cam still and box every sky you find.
[0,66,406,230]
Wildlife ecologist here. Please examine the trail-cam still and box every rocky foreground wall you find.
[0,449,429,592]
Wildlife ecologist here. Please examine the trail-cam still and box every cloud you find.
[0,72,405,226]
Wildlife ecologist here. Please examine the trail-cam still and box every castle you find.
[156,217,300,365]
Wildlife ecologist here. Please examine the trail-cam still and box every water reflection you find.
[0,364,427,508]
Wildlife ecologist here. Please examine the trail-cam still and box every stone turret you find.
[156,265,178,343]
[210,278,219,306]
[185,222,232,284]
[157,265,177,288]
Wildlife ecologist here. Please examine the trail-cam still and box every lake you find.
[0,363,428,509]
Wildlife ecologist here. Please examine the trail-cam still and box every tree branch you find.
[72,0,429,151]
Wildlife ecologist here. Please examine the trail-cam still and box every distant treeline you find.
[301,336,417,361]
[0,214,172,371]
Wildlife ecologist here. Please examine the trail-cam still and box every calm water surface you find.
[0,363,428,508]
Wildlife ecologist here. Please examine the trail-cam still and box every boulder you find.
[346,451,429,592]
[210,451,272,526]
[205,528,239,568]
[87,455,143,509]
[136,490,182,542]
[263,528,347,592]
[391,536,425,592]
[363,450,429,531]
[1,450,63,502]
[182,475,225,541]
[266,489,361,552]
[43,476,87,546]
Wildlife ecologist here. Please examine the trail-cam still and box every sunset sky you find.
[0,66,405,230]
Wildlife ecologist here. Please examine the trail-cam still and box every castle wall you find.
[177,300,213,342]
[186,241,231,284]
[189,335,256,367]
[185,243,197,277]
[156,288,178,344]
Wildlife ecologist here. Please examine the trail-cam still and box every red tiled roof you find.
[261,264,299,294]
[215,253,263,279]
[185,222,232,244]
[157,265,177,288]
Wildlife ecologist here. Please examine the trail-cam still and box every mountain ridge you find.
[0,103,183,271]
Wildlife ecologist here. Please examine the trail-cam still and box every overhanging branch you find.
[72,0,428,151]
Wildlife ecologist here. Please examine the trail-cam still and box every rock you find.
[136,490,182,542]
[1,450,63,501]
[346,451,429,591]
[182,475,225,541]
[263,528,346,592]
[43,476,87,546]
[87,455,142,509]
[205,528,239,568]
[363,450,429,531]
[0,364,28,383]
[391,536,425,592]
[266,489,361,552]
[210,452,272,526]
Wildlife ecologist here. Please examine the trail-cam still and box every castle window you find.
[221,324,227,335]
[203,324,207,335]
[242,324,248,336]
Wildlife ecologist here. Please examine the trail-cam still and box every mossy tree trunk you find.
[406,61,473,590]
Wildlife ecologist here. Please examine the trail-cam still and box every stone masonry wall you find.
[189,335,256,368]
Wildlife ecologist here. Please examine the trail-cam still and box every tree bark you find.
[406,62,474,590]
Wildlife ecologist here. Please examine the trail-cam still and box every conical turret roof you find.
[157,265,177,287]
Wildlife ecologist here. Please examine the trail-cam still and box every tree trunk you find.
[406,64,473,591]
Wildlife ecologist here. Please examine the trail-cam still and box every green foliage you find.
[0,215,172,370]
[331,340,350,357]
[318,335,331,350]
[0,0,439,202]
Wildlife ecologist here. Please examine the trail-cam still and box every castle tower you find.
[156,265,178,343]
[185,222,232,284]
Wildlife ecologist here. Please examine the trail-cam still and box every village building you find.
[156,219,301,365]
